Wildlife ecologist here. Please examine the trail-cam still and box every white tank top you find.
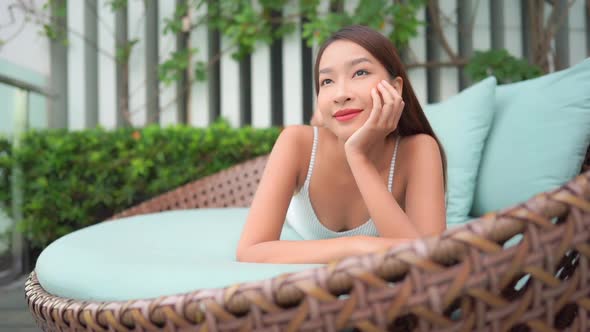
[285,126,400,240]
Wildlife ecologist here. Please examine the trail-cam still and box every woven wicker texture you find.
[110,155,268,220]
[25,153,590,331]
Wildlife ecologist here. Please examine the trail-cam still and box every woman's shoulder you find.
[272,125,318,163]
[401,133,439,150]
[273,125,317,190]
[399,133,443,167]
[279,125,337,146]
[276,125,315,148]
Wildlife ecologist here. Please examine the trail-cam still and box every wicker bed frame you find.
[25,147,590,331]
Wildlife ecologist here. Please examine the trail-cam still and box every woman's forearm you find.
[346,152,421,238]
[237,236,368,264]
[236,236,415,264]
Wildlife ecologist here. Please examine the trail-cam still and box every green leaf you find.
[465,49,543,84]
[195,61,207,82]
[106,0,127,11]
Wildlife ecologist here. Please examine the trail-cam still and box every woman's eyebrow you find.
[350,57,372,66]
[319,57,373,74]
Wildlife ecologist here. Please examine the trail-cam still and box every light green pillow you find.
[424,77,497,227]
[471,59,590,216]
[35,208,321,301]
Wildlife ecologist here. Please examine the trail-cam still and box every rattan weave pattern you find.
[110,155,268,220]
[25,160,590,332]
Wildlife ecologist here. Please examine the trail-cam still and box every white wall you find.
[570,0,588,66]
[127,0,147,127]
[0,0,50,77]
[66,0,87,130]
[0,0,49,134]
[98,1,117,129]
[158,0,179,126]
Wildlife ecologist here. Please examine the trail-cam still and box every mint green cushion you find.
[35,208,321,301]
[471,59,590,216]
[424,77,497,227]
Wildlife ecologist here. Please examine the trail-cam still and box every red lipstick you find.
[333,109,363,122]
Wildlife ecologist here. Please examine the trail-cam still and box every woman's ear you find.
[390,76,403,95]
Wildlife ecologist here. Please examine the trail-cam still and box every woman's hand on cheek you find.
[344,80,404,157]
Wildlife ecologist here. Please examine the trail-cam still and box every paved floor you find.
[0,276,40,332]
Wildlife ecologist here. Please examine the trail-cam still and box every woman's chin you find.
[326,126,358,143]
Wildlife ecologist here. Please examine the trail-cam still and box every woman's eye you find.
[354,69,368,77]
[320,79,333,86]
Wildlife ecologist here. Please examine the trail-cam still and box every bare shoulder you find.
[400,134,443,169]
[271,125,315,188]
[276,125,314,145]
[402,133,441,152]
[273,125,315,159]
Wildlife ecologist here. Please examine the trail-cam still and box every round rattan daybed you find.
[24,148,590,331]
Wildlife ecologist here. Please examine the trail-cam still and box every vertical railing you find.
[0,73,52,285]
[56,0,590,129]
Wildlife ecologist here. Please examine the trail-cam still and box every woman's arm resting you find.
[236,127,302,260]
[237,236,414,264]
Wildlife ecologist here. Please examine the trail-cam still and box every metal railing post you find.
[0,73,50,285]
[10,89,29,277]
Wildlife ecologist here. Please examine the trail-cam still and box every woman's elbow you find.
[235,245,265,263]
[235,246,249,262]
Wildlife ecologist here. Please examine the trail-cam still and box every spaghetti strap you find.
[303,126,319,187]
[387,137,401,192]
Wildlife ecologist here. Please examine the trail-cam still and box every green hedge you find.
[0,120,280,250]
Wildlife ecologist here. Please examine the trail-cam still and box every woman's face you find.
[316,40,402,140]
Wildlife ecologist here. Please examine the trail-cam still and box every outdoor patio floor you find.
[0,275,40,332]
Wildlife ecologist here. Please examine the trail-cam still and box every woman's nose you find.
[333,83,352,104]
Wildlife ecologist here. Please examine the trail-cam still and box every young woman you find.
[236,25,447,264]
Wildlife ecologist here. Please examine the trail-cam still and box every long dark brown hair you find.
[314,25,447,187]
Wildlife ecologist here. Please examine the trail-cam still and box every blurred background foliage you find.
[0,120,279,249]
